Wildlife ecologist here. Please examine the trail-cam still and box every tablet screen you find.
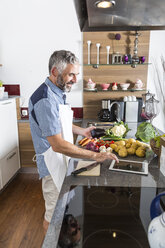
[109,159,148,175]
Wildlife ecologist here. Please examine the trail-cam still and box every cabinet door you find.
[18,122,36,167]
[0,169,2,190]
[0,147,20,187]
[0,99,18,159]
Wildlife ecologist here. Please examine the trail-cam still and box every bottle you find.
[112,82,118,91]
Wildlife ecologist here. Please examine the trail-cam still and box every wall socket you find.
[22,109,28,116]
[21,107,29,118]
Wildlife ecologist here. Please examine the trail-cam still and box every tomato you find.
[110,141,115,144]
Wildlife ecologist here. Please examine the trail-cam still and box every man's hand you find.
[72,124,96,138]
[81,126,96,138]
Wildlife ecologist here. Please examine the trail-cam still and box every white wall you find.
[147,31,165,132]
[0,0,165,130]
[0,0,83,107]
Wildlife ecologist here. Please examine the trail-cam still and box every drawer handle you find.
[7,152,16,160]
[2,102,12,105]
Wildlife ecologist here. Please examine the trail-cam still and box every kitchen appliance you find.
[98,98,143,123]
[73,0,165,31]
[124,101,139,122]
[124,97,144,123]
[98,99,124,122]
[98,99,111,122]
[57,185,165,248]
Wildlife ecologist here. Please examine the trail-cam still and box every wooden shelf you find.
[84,63,151,68]
[84,89,147,92]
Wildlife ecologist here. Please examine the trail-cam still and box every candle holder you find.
[96,43,100,65]
[87,40,91,65]
[106,46,110,64]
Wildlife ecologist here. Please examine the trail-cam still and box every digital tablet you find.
[109,159,148,175]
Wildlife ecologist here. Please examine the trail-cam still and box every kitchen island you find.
[42,120,165,248]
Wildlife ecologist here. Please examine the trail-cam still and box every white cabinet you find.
[0,148,19,187]
[0,98,20,189]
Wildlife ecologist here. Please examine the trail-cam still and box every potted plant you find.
[0,80,5,99]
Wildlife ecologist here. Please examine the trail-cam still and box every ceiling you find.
[73,0,165,31]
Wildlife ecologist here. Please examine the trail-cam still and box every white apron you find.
[42,104,73,192]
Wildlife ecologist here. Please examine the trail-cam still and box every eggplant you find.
[91,128,105,138]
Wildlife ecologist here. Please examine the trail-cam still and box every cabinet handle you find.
[7,152,16,160]
[2,102,12,105]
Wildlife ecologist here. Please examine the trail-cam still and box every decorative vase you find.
[148,192,165,248]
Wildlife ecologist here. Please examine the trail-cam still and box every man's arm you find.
[47,133,119,162]
[72,124,96,138]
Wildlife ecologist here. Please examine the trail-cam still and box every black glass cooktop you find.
[57,186,165,248]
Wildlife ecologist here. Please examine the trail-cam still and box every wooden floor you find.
[0,173,45,248]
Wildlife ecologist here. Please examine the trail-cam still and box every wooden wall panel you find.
[83,31,150,119]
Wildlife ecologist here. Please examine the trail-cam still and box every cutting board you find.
[75,161,100,176]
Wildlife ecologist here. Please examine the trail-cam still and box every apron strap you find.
[32,153,43,162]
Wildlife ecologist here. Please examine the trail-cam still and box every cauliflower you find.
[111,124,126,137]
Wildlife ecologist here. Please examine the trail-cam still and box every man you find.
[29,50,118,234]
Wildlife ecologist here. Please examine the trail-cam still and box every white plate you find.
[84,88,97,91]
[131,88,144,91]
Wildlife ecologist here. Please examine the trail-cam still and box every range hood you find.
[73,0,165,31]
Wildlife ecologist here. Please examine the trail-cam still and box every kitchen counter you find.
[0,95,20,101]
[42,120,165,248]
[18,118,82,123]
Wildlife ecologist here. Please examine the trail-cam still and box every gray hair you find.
[48,50,79,74]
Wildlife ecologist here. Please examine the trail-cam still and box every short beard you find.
[56,74,72,93]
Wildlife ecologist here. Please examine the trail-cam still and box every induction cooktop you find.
[57,186,165,248]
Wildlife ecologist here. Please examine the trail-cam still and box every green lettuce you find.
[135,122,156,142]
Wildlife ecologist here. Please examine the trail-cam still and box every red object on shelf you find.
[3,84,20,96]
[71,107,83,119]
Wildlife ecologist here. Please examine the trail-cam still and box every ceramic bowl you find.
[120,83,130,90]
[100,83,110,91]
[134,79,143,89]
[87,83,96,89]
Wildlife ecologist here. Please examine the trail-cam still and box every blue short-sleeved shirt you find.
[28,78,66,178]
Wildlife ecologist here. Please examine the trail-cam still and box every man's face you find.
[56,63,80,92]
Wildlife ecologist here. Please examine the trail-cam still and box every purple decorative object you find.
[124,55,128,64]
[141,56,145,63]
[115,33,121,40]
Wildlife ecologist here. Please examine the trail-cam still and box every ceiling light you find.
[95,0,115,9]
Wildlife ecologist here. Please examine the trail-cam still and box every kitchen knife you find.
[71,161,100,176]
